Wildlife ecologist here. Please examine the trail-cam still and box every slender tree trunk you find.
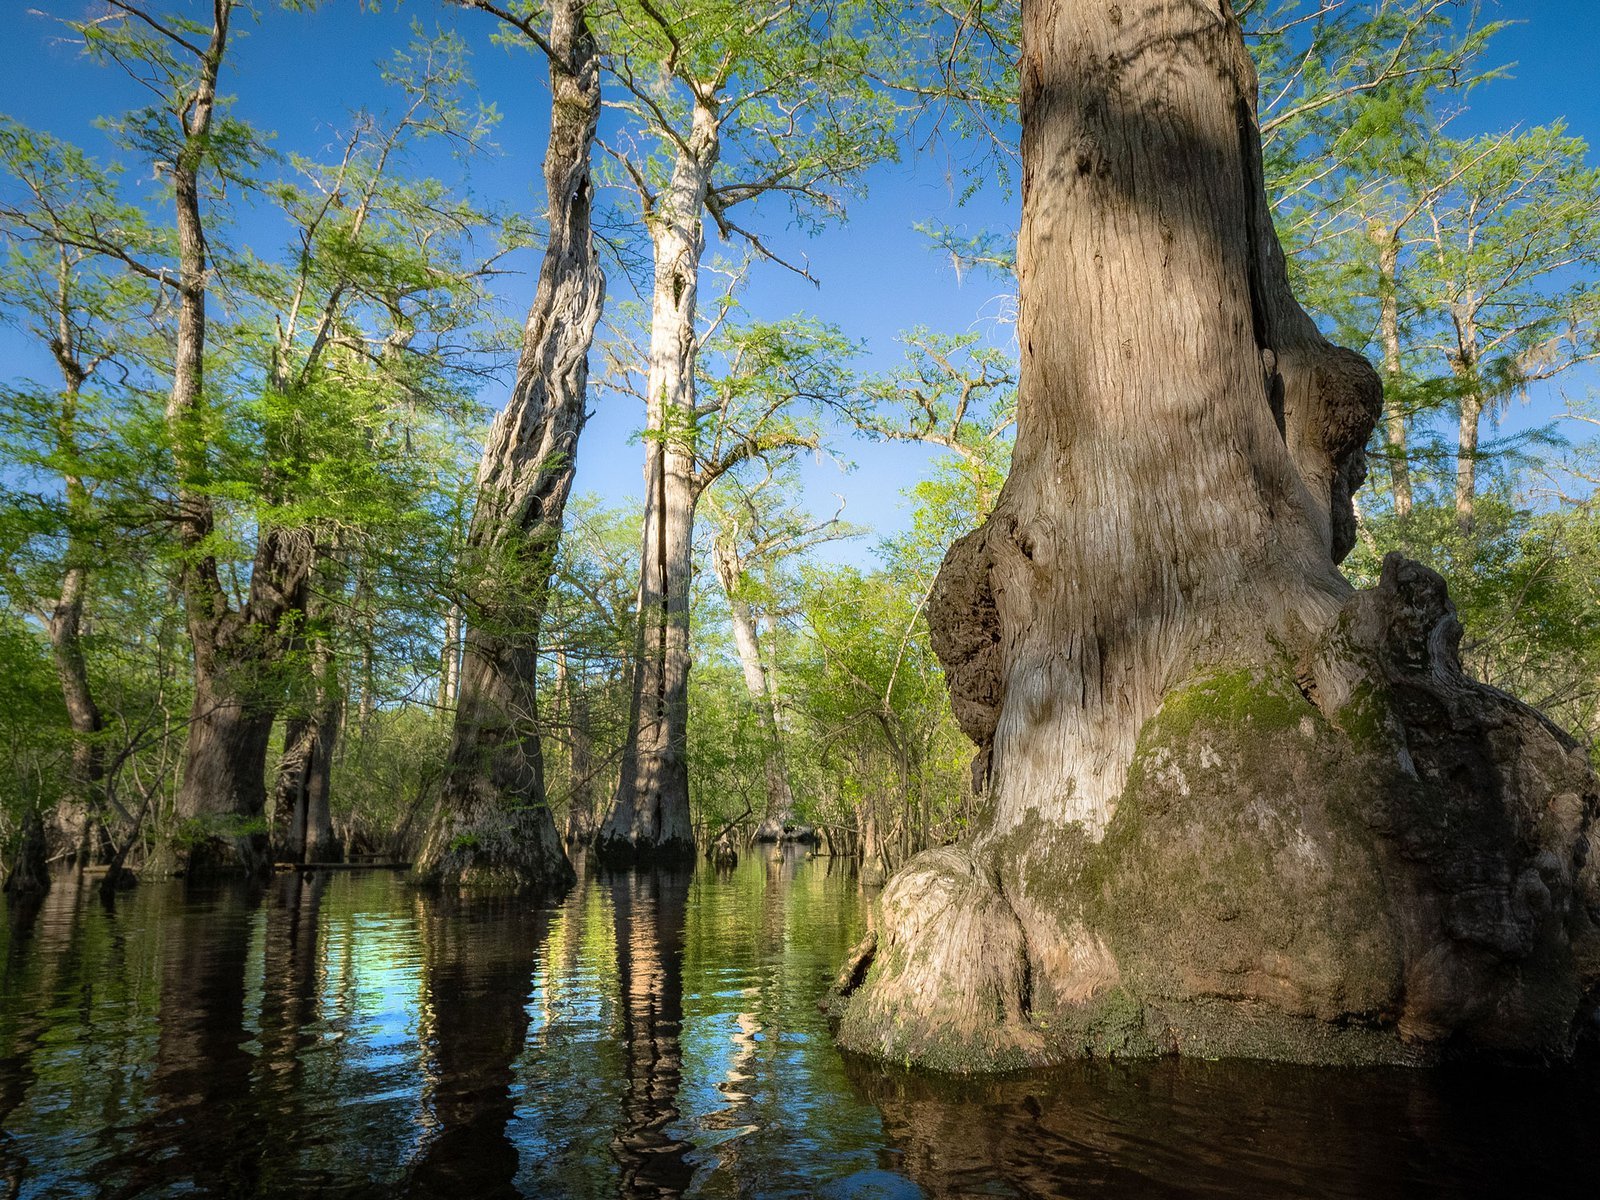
[1373,226,1412,520]
[556,650,597,844]
[832,0,1599,1072]
[440,602,462,709]
[594,100,720,866]
[415,0,603,891]
[710,541,795,839]
[302,683,341,863]
[47,559,106,867]
[42,300,109,868]
[1455,389,1483,535]
[1450,301,1485,536]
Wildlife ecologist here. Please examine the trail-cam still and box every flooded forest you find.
[3,1,1600,1196]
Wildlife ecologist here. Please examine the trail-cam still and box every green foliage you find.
[1348,491,1600,741]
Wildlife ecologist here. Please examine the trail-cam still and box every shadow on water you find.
[0,858,1596,1198]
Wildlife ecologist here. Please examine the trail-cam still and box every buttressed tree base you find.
[830,0,1600,1071]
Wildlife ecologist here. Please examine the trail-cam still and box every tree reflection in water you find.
[403,892,551,1199]
[5,862,1585,1198]
[104,880,264,1198]
[606,867,695,1198]
[845,1052,1600,1199]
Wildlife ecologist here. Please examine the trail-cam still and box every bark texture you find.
[270,629,342,864]
[593,99,720,867]
[831,0,1600,1072]
[414,0,602,892]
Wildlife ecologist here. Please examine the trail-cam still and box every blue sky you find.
[3,1,1597,564]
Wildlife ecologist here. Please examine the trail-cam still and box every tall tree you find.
[413,0,604,891]
[0,121,166,874]
[703,467,854,840]
[66,0,298,875]
[1409,128,1600,534]
[832,0,1599,1072]
[591,0,896,863]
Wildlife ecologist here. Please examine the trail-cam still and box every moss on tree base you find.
[834,560,1600,1074]
[413,802,575,895]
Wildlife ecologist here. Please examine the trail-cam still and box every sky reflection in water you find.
[0,852,1596,1198]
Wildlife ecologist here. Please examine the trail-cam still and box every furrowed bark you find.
[415,0,603,892]
[832,0,1600,1073]
[271,614,342,864]
[593,98,721,867]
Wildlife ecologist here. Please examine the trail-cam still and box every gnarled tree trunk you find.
[414,0,603,892]
[831,0,1600,1072]
[154,3,319,878]
[593,100,720,867]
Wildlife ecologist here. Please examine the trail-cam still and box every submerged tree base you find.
[413,803,575,894]
[591,832,698,870]
[833,557,1600,1072]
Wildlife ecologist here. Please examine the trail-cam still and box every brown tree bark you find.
[592,100,719,868]
[270,619,342,864]
[414,0,603,892]
[45,360,107,870]
[831,0,1599,1072]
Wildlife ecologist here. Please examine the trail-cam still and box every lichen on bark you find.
[831,0,1600,1072]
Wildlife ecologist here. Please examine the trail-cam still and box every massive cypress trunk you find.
[414,0,603,891]
[593,100,720,867]
[831,0,1600,1071]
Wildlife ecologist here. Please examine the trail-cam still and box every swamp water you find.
[0,852,1595,1198]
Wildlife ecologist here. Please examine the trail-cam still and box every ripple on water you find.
[1,861,1597,1198]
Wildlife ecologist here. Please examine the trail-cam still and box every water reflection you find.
[0,860,1593,1199]
[105,882,264,1198]
[847,1054,1600,1198]
[607,868,695,1198]
[404,894,550,1198]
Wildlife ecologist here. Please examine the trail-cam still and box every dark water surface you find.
[1,853,1596,1198]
